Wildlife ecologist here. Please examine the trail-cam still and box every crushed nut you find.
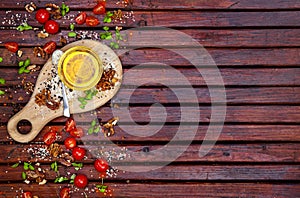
[26,169,45,184]
[60,36,67,46]
[48,143,62,158]
[22,79,34,94]
[96,69,118,91]
[33,47,46,59]
[58,152,74,166]
[46,99,60,110]
[35,89,60,110]
[17,50,23,57]
[102,117,119,137]
[37,31,49,39]
[25,2,37,13]
[26,64,36,71]
[38,179,47,185]
[46,3,61,19]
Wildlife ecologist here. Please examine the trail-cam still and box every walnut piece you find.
[33,47,46,59]
[102,117,119,137]
[25,2,37,13]
[96,69,118,91]
[58,152,74,166]
[46,3,61,19]
[48,143,62,158]
[37,31,49,39]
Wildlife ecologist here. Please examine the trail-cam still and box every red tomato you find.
[43,131,56,145]
[93,1,106,15]
[22,192,33,198]
[59,187,70,198]
[5,42,19,53]
[74,174,88,188]
[65,117,76,132]
[70,127,84,138]
[44,20,60,34]
[86,16,99,26]
[94,158,109,173]
[43,41,56,54]
[75,12,87,25]
[35,9,50,24]
[64,137,77,149]
[72,147,86,161]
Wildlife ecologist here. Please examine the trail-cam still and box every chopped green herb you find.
[69,173,76,183]
[60,2,70,16]
[29,164,35,171]
[0,78,5,85]
[70,23,75,31]
[0,57,3,62]
[96,185,108,193]
[54,176,69,183]
[91,119,97,127]
[68,32,77,37]
[22,172,26,180]
[18,67,25,74]
[11,162,19,168]
[23,162,29,170]
[0,90,5,95]
[103,26,109,31]
[24,58,31,67]
[104,11,113,23]
[17,22,33,31]
[110,41,120,49]
[51,161,58,172]
[18,61,24,67]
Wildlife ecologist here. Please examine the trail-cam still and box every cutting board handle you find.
[7,100,62,143]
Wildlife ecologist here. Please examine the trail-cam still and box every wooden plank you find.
[0,183,299,198]
[1,164,300,181]
[2,105,300,123]
[1,48,299,67]
[2,87,300,105]
[1,29,300,47]
[2,68,300,86]
[1,143,299,163]
[2,124,300,142]
[1,11,300,28]
[0,104,300,124]
[1,0,300,10]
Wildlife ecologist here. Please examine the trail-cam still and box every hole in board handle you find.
[17,119,32,134]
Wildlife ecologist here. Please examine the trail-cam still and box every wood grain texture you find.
[0,183,299,198]
[2,124,300,142]
[0,143,299,163]
[2,68,300,86]
[1,0,300,10]
[1,29,299,47]
[1,48,299,67]
[1,11,300,28]
[2,87,300,105]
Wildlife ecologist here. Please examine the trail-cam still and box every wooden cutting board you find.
[7,40,122,143]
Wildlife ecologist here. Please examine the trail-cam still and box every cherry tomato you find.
[75,12,87,25]
[35,9,50,24]
[59,187,70,198]
[64,137,77,149]
[43,41,56,54]
[86,16,99,26]
[22,192,33,198]
[93,1,106,15]
[65,117,76,132]
[44,20,60,34]
[43,131,56,145]
[5,42,19,53]
[74,174,88,188]
[70,127,84,138]
[94,158,109,173]
[72,147,86,161]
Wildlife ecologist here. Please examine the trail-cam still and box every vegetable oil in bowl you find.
[58,46,103,91]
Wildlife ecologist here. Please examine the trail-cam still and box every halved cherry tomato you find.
[74,174,88,188]
[72,146,86,161]
[35,9,50,24]
[94,158,109,173]
[65,118,76,132]
[22,191,33,198]
[70,127,84,138]
[43,131,56,145]
[5,42,19,53]
[43,41,56,54]
[44,20,60,34]
[93,1,106,15]
[75,12,87,25]
[86,16,99,26]
[59,187,70,198]
[64,137,77,149]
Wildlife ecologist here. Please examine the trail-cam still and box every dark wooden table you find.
[0,0,300,197]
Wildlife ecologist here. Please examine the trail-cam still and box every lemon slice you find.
[58,46,103,91]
